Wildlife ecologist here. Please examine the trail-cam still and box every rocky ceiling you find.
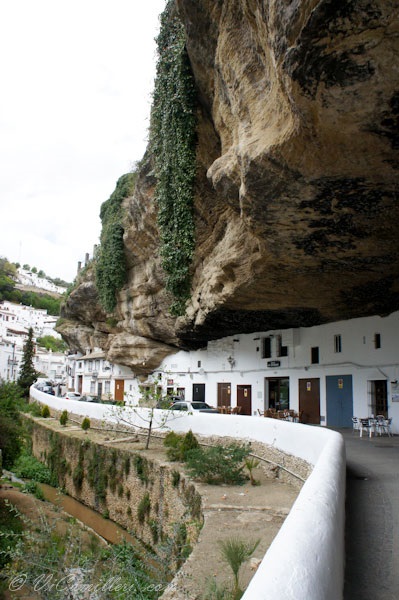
[59,0,399,374]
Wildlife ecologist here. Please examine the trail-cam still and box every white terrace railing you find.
[30,387,346,600]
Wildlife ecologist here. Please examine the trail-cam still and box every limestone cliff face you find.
[60,0,399,373]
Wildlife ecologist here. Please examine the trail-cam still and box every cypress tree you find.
[18,327,39,396]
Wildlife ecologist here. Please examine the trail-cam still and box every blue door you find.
[326,375,353,427]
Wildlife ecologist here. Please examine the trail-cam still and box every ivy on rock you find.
[150,0,197,316]
[95,173,136,313]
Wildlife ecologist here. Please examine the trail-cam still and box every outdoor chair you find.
[359,418,373,438]
[379,416,392,437]
[352,416,360,433]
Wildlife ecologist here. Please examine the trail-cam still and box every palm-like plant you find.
[244,456,260,485]
[218,537,260,599]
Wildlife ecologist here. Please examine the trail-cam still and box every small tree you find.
[60,410,68,426]
[17,328,39,397]
[218,537,260,599]
[82,417,90,431]
[41,405,50,418]
[108,378,183,449]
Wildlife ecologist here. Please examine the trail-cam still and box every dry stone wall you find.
[26,417,203,567]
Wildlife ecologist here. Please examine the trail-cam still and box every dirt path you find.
[160,465,299,599]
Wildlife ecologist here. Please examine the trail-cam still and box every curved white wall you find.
[30,388,346,600]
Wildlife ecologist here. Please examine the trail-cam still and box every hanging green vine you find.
[95,172,136,312]
[150,0,197,316]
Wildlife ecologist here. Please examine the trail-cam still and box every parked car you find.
[169,401,219,414]
[79,395,99,403]
[63,392,81,400]
[34,380,55,395]
[156,395,182,408]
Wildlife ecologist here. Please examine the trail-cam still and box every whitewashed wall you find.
[156,311,399,433]
[30,387,346,600]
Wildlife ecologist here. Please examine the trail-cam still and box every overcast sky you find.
[0,0,166,283]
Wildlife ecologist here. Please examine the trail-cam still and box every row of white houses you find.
[66,310,399,433]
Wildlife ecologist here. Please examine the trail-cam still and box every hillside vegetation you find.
[0,257,63,316]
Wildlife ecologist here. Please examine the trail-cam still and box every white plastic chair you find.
[359,418,373,438]
[352,416,359,433]
[375,415,386,436]
[381,417,392,437]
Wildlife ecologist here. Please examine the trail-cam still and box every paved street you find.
[340,429,399,599]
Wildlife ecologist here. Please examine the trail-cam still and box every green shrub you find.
[23,481,45,501]
[25,401,43,417]
[180,430,199,458]
[81,417,90,431]
[137,492,151,525]
[164,431,184,461]
[0,382,24,468]
[173,522,191,568]
[72,463,84,491]
[164,430,199,462]
[12,451,52,484]
[0,498,23,570]
[133,455,149,484]
[185,442,251,485]
[149,518,160,544]
[41,405,50,418]
[171,470,181,487]
[60,410,68,426]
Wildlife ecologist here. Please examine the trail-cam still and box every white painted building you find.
[0,300,66,384]
[67,348,141,402]
[17,268,67,295]
[0,334,26,382]
[155,311,399,431]
[66,311,399,432]
[1,301,61,340]
[34,348,66,382]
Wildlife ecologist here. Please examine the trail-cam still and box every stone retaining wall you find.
[25,416,202,569]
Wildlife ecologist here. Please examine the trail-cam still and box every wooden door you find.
[370,380,388,417]
[217,382,231,409]
[299,378,320,424]
[192,383,205,402]
[77,375,83,395]
[237,385,252,415]
[114,379,125,402]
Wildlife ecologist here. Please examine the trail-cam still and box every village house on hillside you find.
[0,300,66,383]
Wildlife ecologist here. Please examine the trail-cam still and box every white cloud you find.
[0,0,166,282]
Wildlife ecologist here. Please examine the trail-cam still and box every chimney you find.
[77,261,82,273]
[85,253,89,266]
